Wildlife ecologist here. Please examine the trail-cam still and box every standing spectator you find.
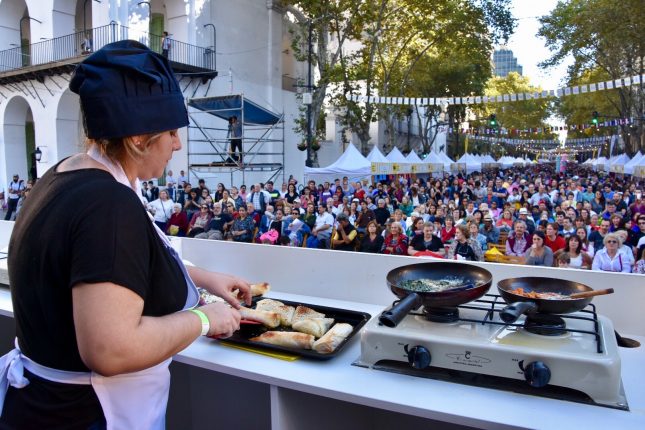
[184,188,200,220]
[592,233,631,273]
[164,169,176,201]
[161,31,171,58]
[148,189,173,231]
[4,174,24,220]
[247,183,270,214]
[227,116,243,162]
[238,184,248,202]
[178,170,189,186]
[284,183,299,204]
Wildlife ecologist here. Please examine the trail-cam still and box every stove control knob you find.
[522,361,551,388]
[406,345,431,369]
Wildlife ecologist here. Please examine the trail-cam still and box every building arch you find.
[0,0,28,50]
[55,88,83,161]
[2,95,36,185]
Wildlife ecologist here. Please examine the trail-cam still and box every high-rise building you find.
[493,48,523,77]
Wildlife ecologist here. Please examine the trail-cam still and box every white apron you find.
[0,148,200,429]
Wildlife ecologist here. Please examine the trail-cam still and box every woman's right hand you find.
[200,302,241,338]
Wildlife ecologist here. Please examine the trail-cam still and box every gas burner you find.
[524,313,567,336]
[357,294,629,410]
[422,307,460,323]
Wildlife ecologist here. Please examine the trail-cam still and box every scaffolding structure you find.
[187,95,284,186]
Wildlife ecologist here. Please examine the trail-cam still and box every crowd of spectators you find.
[102,165,645,274]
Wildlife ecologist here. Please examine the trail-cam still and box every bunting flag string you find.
[348,74,643,107]
[462,134,616,147]
[453,117,633,136]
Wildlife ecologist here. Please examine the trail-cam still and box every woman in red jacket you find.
[382,222,408,255]
[166,203,189,236]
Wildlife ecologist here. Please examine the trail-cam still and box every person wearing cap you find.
[481,213,500,244]
[2,41,251,428]
[517,207,536,234]
[331,213,358,251]
[4,174,24,221]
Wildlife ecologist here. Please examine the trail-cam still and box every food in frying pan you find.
[239,308,281,328]
[312,323,353,353]
[256,299,296,326]
[250,331,315,349]
[509,287,571,300]
[398,276,467,293]
[292,306,326,325]
[292,318,335,338]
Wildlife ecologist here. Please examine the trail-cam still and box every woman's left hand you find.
[189,267,252,308]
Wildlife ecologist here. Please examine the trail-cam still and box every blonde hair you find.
[85,131,166,167]
[603,232,622,247]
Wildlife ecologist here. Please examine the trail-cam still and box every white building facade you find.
[0,0,307,191]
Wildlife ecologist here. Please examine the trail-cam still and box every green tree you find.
[341,0,515,154]
[538,0,645,153]
[477,72,554,130]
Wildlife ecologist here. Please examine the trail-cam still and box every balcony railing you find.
[0,23,216,74]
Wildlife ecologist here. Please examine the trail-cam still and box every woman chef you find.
[0,40,251,429]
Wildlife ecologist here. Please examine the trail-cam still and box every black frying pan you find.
[379,262,492,327]
[497,277,595,323]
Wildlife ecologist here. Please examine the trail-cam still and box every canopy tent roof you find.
[405,151,424,163]
[303,144,371,183]
[366,146,389,163]
[625,152,644,174]
[457,153,482,173]
[188,95,282,125]
[609,154,631,165]
[386,147,408,163]
[424,152,443,164]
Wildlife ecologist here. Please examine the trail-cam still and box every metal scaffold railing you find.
[187,94,284,186]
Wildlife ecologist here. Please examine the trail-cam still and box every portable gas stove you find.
[354,294,628,410]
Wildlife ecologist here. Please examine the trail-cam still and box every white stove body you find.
[356,304,627,409]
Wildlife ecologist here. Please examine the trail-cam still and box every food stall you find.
[0,221,644,429]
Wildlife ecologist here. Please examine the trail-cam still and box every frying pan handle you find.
[379,293,423,328]
[500,302,539,324]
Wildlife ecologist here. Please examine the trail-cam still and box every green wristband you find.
[188,308,210,336]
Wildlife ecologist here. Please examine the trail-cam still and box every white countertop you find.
[176,291,645,430]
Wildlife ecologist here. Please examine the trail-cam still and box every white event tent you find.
[624,152,644,175]
[303,144,372,183]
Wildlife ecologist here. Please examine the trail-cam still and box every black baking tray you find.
[213,299,371,360]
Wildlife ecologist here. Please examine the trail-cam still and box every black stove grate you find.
[407,294,604,353]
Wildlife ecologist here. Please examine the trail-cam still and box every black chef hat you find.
[69,40,188,140]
